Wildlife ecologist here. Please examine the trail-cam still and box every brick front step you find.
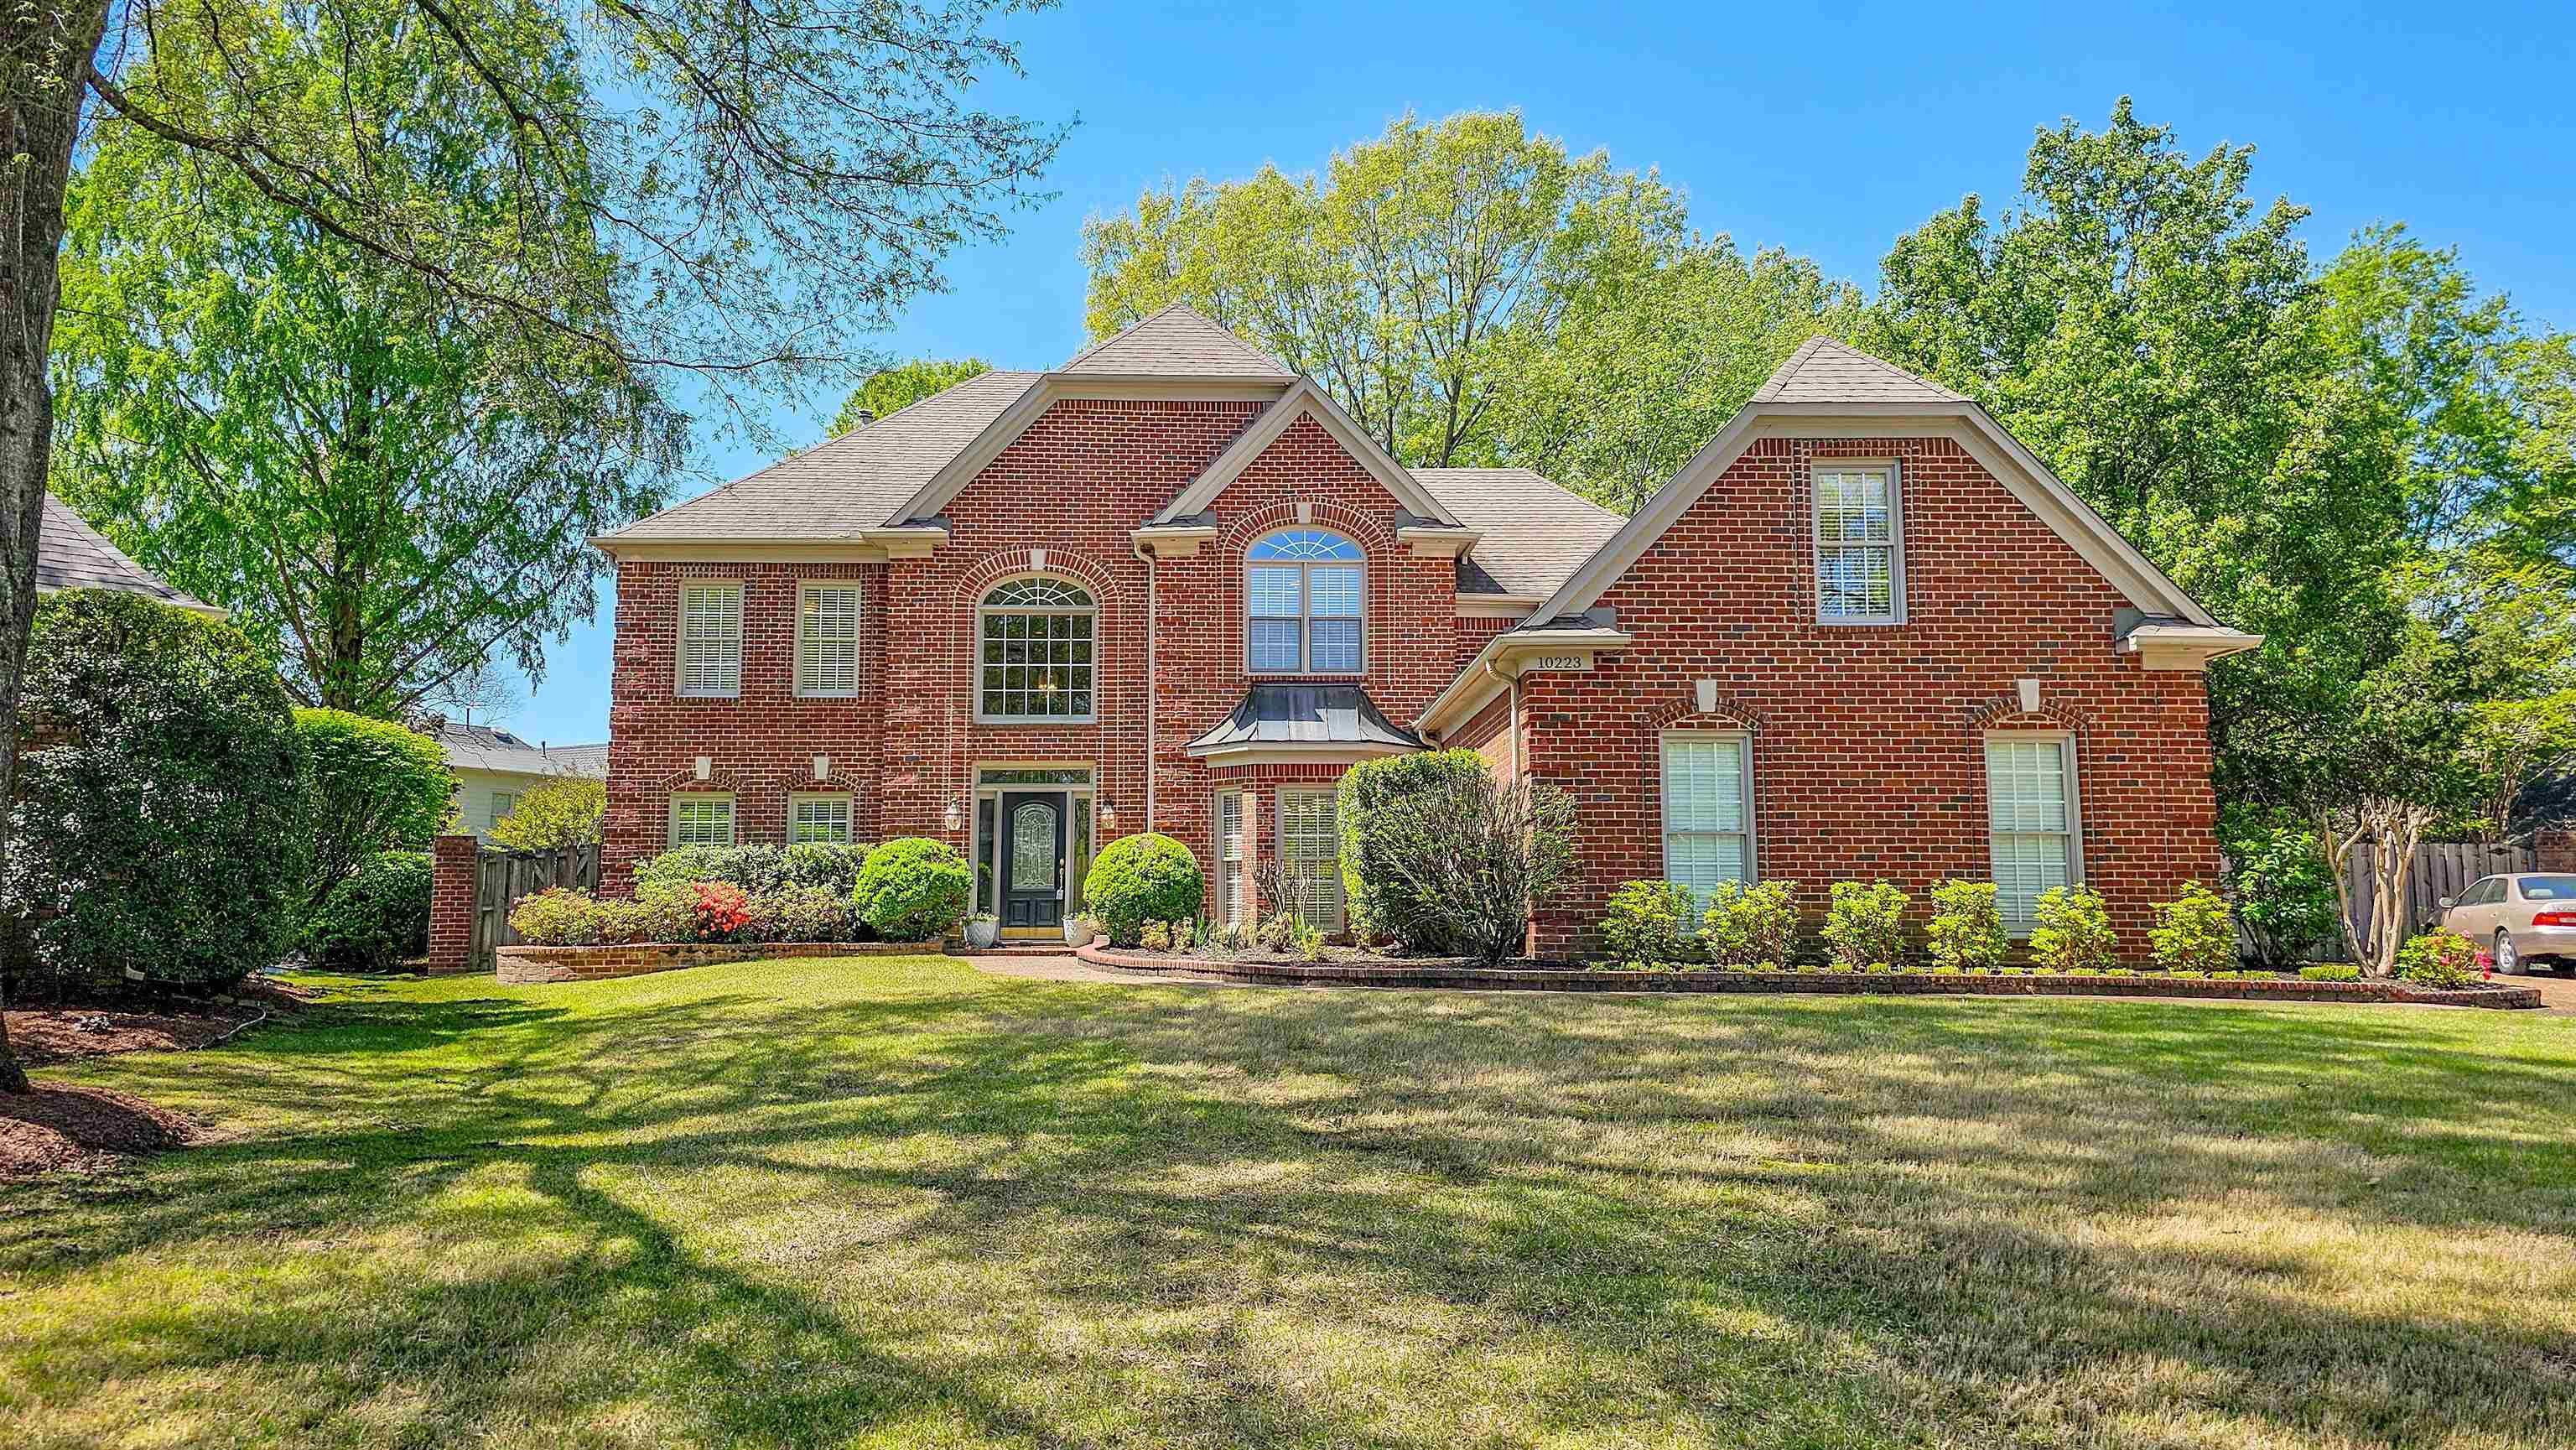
[496,940,932,985]
[1072,945,2542,1008]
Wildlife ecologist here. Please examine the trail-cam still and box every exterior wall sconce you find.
[943,797,963,834]
[1099,798,1119,829]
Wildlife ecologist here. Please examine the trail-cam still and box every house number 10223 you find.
[1520,654,1592,673]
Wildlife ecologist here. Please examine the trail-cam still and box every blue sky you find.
[501,0,2576,746]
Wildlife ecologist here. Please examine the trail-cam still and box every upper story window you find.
[978,575,1094,722]
[678,582,744,697]
[1247,529,1363,673]
[1815,463,1903,624]
[796,583,861,697]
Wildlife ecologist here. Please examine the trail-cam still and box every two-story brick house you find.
[595,307,2257,955]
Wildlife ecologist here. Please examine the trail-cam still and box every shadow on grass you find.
[6,964,2573,1447]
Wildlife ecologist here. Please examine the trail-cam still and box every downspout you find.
[1132,540,1157,831]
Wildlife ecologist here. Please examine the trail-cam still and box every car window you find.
[2460,879,2497,906]
[2519,876,2576,901]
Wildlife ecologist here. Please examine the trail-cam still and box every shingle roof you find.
[1751,335,1968,405]
[37,494,221,616]
[599,368,1043,541]
[434,720,609,778]
[1410,468,1627,599]
[1184,683,1424,754]
[1062,302,1296,379]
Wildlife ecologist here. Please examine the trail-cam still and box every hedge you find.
[852,838,972,942]
[294,708,451,906]
[305,850,433,969]
[1337,750,1488,952]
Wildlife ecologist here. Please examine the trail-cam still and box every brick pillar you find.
[427,834,480,974]
[2540,830,2576,873]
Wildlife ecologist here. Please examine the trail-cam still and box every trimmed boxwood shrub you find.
[294,708,451,906]
[1082,833,1203,946]
[1600,881,1698,964]
[4,590,313,995]
[1337,750,1487,952]
[305,850,434,969]
[852,838,972,942]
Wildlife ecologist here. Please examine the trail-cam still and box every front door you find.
[1000,791,1067,928]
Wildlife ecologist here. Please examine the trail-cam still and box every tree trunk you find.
[1,2,113,1091]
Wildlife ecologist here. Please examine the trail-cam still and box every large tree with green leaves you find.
[0,0,1061,1088]
[831,357,992,435]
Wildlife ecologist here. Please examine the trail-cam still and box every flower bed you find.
[1072,944,2542,1007]
[496,939,927,985]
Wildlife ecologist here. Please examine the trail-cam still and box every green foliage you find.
[1600,881,1699,964]
[304,851,434,969]
[1359,774,1580,964]
[2149,881,2238,974]
[508,888,693,948]
[2220,808,2343,967]
[1820,881,1910,970]
[489,776,605,850]
[852,839,973,943]
[293,709,452,903]
[1704,880,1801,969]
[2395,929,2480,989]
[1139,921,1171,952]
[3,592,314,994]
[1926,880,2007,971]
[2028,886,2119,974]
[755,885,856,944]
[1081,834,1205,947]
[2300,964,2363,983]
[831,358,992,434]
[1337,751,1489,953]
[635,843,869,902]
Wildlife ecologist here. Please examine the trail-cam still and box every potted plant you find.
[1063,913,1098,948]
[963,912,1000,950]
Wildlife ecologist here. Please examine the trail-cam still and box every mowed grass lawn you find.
[4,959,2573,1449]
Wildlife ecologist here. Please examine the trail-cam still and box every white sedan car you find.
[2438,874,2576,974]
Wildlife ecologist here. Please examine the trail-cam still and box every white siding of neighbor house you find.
[449,766,562,841]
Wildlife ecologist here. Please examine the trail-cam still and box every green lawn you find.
[4,959,2573,1449]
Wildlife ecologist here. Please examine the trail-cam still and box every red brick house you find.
[594,309,2257,955]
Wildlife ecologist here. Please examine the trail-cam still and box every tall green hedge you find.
[305,850,433,969]
[294,708,451,906]
[3,590,313,995]
[1336,750,1489,952]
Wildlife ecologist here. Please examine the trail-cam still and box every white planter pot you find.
[1063,920,1093,948]
[963,918,1000,950]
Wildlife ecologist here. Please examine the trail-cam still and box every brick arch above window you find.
[652,762,755,794]
[1646,694,1769,735]
[951,545,1124,611]
[1218,500,1399,556]
[1965,694,2094,737]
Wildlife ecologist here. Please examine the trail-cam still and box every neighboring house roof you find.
[1059,302,1296,378]
[1751,335,1971,405]
[38,494,224,617]
[1184,683,1425,758]
[434,720,610,779]
[1414,468,1625,598]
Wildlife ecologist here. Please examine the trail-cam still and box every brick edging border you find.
[495,939,930,985]
[1072,944,2542,1008]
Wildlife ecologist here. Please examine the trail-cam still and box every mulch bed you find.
[4,1005,266,1065]
[0,1084,197,1177]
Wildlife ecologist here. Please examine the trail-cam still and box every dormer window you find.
[1248,529,1363,673]
[1815,463,1903,624]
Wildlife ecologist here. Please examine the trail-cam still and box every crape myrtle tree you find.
[0,0,1063,1088]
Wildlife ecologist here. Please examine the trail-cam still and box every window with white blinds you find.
[790,793,853,844]
[1276,788,1344,933]
[1214,790,1245,928]
[678,583,743,697]
[1986,735,2079,928]
[1662,733,1753,901]
[1815,464,1901,623]
[796,584,861,696]
[671,793,735,847]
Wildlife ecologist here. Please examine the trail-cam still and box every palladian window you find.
[977,576,1095,721]
[1247,529,1363,673]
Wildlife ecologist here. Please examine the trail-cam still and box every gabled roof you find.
[433,720,610,778]
[1752,335,1969,405]
[38,494,224,617]
[1148,377,1465,528]
[1061,302,1296,379]
[1413,468,1624,598]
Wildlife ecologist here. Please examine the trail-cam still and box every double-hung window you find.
[1662,732,1754,902]
[1275,788,1344,933]
[790,793,854,845]
[1247,530,1363,673]
[1986,734,2080,929]
[1815,463,1902,623]
[671,793,736,847]
[678,582,744,697]
[796,583,861,696]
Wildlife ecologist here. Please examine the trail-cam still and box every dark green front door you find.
[1000,791,1067,928]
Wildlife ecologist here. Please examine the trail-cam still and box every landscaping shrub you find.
[2299,963,2361,983]
[1601,881,1699,964]
[2219,806,2343,968]
[1820,881,1909,970]
[4,590,313,996]
[853,838,973,942]
[2395,928,2479,988]
[2028,885,2117,973]
[1361,774,1580,964]
[2149,881,2236,974]
[305,850,433,969]
[1140,920,1171,951]
[1705,879,1800,969]
[636,842,869,901]
[688,881,756,942]
[756,884,855,943]
[510,886,606,946]
[295,708,451,905]
[1925,880,2007,971]
[488,775,605,850]
[1082,834,1203,946]
[1337,750,1488,953]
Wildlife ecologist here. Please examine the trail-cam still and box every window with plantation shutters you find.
[1815,464,1902,623]
[1986,735,2079,928]
[790,793,853,844]
[1662,733,1753,902]
[678,583,743,697]
[1275,788,1343,933]
[670,793,735,847]
[796,584,861,696]
[1214,790,1245,928]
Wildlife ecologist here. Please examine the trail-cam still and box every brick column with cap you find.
[427,834,481,974]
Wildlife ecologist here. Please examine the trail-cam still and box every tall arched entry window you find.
[976,575,1095,721]
[1246,529,1363,673]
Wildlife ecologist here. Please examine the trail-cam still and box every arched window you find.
[977,575,1095,721]
[1247,529,1363,673]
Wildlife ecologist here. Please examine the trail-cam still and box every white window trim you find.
[1246,530,1367,676]
[974,574,1098,725]
[1982,729,2084,933]
[1659,729,1757,897]
[1813,460,1905,626]
[668,792,737,848]
[794,580,863,699]
[787,791,854,845]
[1274,786,1346,933]
[676,579,745,699]
[1213,787,1246,928]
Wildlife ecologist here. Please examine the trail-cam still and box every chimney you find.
[849,408,876,428]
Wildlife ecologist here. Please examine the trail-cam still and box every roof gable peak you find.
[1060,301,1296,379]
[1752,335,1969,406]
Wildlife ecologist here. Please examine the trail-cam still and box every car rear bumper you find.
[2507,925,2576,961]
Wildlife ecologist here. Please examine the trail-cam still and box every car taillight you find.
[2535,912,2576,927]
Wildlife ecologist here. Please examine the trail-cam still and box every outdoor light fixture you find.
[943,797,963,833]
[1098,798,1119,829]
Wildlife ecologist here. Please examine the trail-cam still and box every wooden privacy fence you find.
[2328,839,2535,959]
[470,842,600,974]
